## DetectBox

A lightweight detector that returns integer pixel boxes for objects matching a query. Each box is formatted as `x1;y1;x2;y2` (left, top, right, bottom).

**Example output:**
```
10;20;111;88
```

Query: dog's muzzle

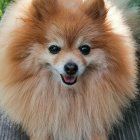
61;62;78;85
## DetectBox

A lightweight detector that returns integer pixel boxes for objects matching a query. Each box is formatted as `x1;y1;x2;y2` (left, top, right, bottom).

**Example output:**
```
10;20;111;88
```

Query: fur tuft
109;0;140;43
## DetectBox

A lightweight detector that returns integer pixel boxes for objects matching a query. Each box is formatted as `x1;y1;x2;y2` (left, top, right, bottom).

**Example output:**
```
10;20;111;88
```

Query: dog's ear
31;0;58;21
82;0;107;20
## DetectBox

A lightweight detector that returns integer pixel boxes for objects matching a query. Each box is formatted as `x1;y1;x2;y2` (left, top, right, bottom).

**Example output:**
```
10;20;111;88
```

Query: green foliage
0;0;12;19
129;0;140;7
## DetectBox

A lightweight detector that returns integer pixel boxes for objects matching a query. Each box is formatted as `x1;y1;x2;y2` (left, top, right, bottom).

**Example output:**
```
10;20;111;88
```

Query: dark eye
79;45;91;55
49;45;61;54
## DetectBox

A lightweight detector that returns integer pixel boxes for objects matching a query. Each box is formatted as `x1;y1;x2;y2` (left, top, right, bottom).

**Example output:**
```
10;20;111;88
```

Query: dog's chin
60;74;77;86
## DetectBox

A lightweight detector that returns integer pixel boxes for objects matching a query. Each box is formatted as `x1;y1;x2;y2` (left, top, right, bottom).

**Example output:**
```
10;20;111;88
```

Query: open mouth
60;74;77;85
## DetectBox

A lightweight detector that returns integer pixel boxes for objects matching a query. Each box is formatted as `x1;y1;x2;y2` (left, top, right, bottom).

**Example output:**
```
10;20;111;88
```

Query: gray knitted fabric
0;96;140;140
0;113;29;140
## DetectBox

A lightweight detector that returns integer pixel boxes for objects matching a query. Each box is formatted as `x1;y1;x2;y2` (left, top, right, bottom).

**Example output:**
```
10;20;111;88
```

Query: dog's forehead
46;25;84;47
45;16;93;47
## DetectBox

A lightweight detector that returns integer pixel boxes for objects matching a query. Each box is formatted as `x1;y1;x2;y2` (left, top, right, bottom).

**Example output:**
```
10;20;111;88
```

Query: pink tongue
64;76;76;83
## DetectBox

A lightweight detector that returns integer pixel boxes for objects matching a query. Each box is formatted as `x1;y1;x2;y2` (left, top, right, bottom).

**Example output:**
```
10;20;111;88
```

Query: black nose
64;62;78;75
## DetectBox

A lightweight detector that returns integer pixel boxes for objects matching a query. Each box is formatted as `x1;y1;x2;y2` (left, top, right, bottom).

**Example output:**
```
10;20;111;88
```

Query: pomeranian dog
0;0;139;140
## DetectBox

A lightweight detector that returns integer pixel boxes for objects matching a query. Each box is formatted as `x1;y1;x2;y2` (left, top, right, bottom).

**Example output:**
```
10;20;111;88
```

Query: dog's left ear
82;0;107;20
31;0;58;21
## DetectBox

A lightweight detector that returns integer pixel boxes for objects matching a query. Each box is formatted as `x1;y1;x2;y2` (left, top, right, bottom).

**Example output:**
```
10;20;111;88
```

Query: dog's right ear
82;0;107;21
31;0;58;21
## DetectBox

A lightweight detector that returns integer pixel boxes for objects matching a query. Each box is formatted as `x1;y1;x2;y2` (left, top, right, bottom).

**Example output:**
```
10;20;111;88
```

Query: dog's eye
79;45;91;55
49;45;61;54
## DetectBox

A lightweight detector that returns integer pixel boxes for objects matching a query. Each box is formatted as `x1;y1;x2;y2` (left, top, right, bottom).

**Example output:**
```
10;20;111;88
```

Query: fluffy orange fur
0;0;137;140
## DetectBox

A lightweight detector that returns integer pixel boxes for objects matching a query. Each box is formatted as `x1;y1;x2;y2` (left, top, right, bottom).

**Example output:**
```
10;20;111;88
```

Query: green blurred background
0;0;12;19
0;0;139;19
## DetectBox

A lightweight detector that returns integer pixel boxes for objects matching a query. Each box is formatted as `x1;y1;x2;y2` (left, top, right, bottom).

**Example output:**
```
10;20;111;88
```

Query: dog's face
40;15;103;86
42;34;90;86
33;0;108;86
